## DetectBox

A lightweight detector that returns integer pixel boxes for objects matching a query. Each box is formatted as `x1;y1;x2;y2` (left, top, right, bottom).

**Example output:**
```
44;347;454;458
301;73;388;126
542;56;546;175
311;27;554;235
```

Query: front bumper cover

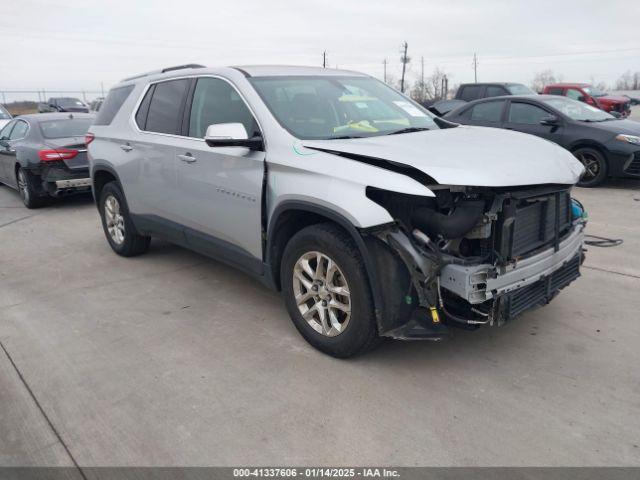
440;224;585;305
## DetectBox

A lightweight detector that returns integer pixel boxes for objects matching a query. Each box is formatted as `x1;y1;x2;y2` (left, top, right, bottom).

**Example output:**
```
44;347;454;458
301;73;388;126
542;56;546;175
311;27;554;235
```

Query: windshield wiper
386;127;430;135
329;135;365;139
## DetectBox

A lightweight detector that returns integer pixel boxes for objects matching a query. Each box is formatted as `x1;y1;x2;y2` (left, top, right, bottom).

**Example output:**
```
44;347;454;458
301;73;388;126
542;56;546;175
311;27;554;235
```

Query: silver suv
88;64;587;357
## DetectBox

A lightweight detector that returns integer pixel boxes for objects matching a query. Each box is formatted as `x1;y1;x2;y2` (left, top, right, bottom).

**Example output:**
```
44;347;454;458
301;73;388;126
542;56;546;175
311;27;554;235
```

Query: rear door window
94;85;134;126
144;79;190;135
135;85;155;130
508;102;550;124
469;100;505;122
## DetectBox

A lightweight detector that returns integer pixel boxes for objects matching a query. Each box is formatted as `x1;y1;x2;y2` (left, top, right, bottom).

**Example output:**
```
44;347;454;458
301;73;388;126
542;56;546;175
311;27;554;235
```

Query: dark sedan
444;95;640;187
0;113;94;208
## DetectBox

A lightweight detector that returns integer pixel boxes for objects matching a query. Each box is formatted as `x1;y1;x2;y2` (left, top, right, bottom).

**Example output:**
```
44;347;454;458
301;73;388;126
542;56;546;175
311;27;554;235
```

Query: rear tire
281;223;381;358
99;181;150;257
574;147;607;187
17;168;50;209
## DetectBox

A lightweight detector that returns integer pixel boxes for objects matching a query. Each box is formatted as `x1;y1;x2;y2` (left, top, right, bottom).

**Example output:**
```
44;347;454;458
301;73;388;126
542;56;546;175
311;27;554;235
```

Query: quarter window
143;79;190;135
9;120;28;140
469;101;505;122
94;85;134;126
508;103;550;124
188;78;258;138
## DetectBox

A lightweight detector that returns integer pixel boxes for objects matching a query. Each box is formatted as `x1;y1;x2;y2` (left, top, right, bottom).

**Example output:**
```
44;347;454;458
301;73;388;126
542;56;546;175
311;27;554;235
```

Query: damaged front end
365;185;587;340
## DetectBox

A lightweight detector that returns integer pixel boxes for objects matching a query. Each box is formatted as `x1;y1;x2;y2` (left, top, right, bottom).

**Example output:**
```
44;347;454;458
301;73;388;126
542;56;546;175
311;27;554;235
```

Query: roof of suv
120;64;369;84
234;65;367;77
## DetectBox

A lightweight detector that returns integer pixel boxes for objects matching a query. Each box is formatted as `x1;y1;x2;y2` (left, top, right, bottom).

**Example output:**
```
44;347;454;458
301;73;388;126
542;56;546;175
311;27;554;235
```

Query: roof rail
161;63;205;73
121;64;206;82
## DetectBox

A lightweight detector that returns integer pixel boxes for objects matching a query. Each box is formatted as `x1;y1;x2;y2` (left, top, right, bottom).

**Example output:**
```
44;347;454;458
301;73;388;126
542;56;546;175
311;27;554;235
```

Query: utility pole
322;51;327;68
400;41;410;93
383;58;387;83
420;56;425;101
472;53;479;83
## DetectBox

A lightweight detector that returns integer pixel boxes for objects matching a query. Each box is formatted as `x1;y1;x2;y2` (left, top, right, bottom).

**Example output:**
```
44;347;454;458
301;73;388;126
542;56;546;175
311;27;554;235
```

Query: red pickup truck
543;83;631;117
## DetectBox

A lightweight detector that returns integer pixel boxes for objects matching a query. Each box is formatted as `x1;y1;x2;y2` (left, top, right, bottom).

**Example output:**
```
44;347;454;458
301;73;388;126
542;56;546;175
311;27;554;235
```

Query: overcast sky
1;0;638;99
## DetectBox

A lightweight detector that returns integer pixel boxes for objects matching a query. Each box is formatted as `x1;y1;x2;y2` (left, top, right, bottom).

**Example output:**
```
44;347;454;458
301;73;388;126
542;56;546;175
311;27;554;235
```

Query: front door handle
120;144;133;152
178;153;196;163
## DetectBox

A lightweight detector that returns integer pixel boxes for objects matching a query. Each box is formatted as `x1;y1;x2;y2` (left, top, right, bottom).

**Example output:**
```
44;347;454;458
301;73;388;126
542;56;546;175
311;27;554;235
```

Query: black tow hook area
383;308;450;341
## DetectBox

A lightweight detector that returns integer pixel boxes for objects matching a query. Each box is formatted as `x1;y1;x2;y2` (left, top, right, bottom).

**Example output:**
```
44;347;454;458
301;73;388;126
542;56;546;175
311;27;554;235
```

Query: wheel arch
91;164;121;208
266;200;388;325
569;140;609;164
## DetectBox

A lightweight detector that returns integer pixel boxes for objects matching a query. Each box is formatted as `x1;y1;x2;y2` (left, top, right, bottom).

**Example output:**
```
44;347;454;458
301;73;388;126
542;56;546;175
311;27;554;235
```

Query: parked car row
0;113;94;207
427;81;639;187
444;95;640;187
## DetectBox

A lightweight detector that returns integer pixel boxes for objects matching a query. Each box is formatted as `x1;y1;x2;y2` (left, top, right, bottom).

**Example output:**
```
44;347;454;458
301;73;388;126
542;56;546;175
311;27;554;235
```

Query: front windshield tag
393;101;427;117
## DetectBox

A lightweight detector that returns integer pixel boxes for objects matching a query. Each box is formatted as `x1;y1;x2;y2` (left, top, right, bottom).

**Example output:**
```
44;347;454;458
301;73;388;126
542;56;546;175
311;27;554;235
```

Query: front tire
99;181;150;257
281;223;380;358
574;147;607;187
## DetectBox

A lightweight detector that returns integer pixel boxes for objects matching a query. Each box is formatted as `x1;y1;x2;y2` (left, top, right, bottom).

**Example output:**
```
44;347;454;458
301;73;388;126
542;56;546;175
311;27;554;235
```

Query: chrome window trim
129;74;265;148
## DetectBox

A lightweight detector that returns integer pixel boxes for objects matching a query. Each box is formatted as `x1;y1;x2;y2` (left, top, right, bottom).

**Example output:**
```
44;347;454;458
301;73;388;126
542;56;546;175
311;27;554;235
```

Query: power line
472;53;479;82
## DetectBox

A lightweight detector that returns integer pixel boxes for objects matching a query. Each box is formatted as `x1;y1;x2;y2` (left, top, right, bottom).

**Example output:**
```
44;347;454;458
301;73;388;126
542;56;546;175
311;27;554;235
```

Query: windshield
541;97;614;122
249;76;440;139
583;86;606;98
39;118;93;138
0;105;11;120
507;84;536;95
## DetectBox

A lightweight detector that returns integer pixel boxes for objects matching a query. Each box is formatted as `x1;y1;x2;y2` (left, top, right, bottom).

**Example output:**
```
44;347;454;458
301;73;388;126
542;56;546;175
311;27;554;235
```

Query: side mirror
204;123;263;150
540;115;560;126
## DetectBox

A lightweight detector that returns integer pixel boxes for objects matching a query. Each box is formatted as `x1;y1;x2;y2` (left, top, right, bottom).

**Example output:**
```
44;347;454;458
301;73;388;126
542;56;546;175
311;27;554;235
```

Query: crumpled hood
302;125;584;187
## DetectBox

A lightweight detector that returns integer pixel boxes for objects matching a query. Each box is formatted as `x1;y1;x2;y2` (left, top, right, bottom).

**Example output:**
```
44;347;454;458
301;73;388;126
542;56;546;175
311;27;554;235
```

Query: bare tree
615;71;640;90
410;67;451;104
399;41;410;93
530;69;562;93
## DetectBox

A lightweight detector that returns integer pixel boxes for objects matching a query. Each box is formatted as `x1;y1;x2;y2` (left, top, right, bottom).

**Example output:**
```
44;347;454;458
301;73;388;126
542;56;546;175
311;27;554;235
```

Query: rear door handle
178;153;196;163
120;144;133;152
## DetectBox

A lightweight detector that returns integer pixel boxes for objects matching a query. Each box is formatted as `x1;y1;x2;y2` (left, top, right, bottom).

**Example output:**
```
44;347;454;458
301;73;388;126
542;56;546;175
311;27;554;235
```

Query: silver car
88;64;587;357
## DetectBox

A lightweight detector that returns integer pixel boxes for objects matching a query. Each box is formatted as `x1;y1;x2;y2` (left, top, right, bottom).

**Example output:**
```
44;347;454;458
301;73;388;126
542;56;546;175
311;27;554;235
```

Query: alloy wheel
575;151;601;181
292;251;351;337
17;170;29;203
104;195;125;245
